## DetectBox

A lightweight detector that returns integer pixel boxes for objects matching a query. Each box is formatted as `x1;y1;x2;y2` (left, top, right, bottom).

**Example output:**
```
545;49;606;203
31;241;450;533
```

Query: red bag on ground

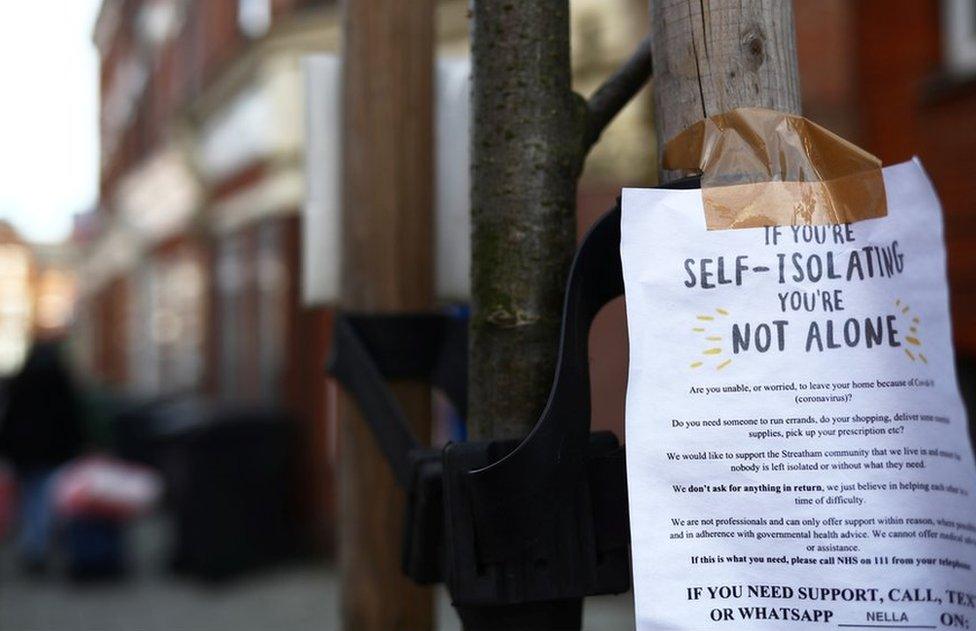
54;456;162;522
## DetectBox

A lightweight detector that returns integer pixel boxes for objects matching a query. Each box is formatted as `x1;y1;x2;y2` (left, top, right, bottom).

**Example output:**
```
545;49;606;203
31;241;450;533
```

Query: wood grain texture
339;0;434;628
650;0;802;182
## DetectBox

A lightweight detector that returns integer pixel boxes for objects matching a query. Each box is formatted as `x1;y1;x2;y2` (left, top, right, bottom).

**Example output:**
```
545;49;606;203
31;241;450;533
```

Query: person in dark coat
0;339;85;571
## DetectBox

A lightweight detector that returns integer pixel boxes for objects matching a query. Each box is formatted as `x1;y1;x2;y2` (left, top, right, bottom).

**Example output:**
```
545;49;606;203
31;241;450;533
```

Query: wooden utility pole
339;1;434;630
650;0;801;182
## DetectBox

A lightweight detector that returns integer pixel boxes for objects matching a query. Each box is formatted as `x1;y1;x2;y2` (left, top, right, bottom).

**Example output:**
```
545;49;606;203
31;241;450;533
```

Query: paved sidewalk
0;518;634;630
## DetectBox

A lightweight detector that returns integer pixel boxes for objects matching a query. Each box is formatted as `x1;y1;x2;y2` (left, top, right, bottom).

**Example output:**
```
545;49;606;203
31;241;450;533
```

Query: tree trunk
469;1;582;440
465;4;653;629
339;0;434;629
650;0;801;182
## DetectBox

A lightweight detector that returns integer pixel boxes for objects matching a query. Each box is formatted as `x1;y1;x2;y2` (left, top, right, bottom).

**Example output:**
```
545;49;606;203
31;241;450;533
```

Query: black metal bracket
443;199;631;609
328;312;463;583
327;180;699;627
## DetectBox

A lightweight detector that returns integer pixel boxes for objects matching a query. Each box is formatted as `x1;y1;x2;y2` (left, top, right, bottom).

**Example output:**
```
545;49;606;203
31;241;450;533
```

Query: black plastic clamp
328;182;699;627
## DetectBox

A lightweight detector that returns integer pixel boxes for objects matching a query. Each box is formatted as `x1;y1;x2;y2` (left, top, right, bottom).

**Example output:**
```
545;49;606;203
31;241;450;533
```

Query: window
154;256;205;394
943;0;976;75
238;0;272;39
256;221;287;404
217;234;247;399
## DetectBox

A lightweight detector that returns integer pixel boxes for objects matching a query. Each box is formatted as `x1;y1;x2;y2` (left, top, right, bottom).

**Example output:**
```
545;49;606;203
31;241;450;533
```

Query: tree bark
469;1;582;440
650;0;801;182
339;0;434;629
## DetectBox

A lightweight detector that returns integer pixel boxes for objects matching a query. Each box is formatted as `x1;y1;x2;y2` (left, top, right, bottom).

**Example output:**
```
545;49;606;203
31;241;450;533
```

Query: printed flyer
622;159;976;630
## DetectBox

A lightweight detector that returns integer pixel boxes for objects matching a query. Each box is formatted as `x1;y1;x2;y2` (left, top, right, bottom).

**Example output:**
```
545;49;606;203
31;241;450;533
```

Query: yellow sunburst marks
690;308;733;370
896;299;927;364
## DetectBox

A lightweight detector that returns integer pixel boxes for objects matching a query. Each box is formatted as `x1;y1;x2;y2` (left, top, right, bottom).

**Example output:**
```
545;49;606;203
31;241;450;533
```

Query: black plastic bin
154;403;301;581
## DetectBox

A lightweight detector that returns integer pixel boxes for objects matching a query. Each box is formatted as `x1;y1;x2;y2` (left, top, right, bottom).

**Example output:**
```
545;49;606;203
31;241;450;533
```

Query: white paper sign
622;159;976;631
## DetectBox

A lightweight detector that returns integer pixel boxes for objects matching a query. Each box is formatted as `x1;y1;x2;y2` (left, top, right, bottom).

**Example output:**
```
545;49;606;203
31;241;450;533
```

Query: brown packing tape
662;107;888;230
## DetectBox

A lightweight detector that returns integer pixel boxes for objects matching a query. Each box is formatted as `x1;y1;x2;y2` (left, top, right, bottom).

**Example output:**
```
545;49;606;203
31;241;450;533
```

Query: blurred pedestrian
0;339;84;573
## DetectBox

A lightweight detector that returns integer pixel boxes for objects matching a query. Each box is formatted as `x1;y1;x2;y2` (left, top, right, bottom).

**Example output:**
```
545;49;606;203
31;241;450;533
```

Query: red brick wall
794;0;860;141
919;86;976;355
853;0;942;164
